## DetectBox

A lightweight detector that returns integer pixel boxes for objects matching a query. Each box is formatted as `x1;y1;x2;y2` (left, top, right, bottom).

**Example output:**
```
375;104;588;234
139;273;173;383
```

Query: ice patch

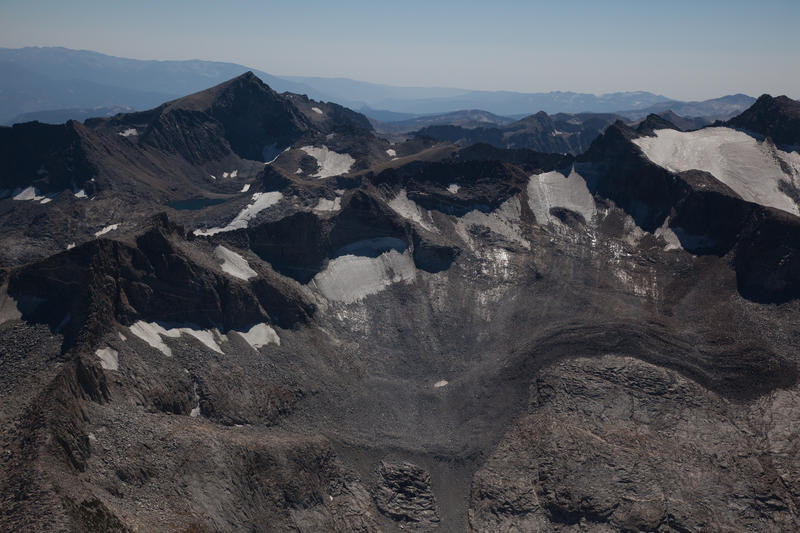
434;380;448;388
94;224;119;237
633;127;800;215
237;323;280;348
215;245;257;280
311;106;323;115
313;196;342;213
240;183;250;193
447;184;460;194
95;347;119;371
527;167;597;226
194;192;283;236
386;149;397;157
300;146;355;179
118;128;138;137
389;189;438;233
312;249;416;303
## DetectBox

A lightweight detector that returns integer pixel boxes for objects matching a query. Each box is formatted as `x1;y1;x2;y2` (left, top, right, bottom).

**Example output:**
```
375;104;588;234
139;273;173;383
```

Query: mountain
0;47;329;124
0;72;377;265
0;60;176;125
727;94;800;146
617;93;756;121
412;111;623;154
9;106;135;125
356;89;673;116
2;76;800;531
654;109;710;131
1;47;749;127
372;109;515;135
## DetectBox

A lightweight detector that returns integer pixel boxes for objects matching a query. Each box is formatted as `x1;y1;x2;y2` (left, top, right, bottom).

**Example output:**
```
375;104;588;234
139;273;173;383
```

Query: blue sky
0;0;798;100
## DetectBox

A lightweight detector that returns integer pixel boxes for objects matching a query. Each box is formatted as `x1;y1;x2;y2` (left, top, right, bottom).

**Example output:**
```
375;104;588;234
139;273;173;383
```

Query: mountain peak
163;70;276;113
727;94;800;146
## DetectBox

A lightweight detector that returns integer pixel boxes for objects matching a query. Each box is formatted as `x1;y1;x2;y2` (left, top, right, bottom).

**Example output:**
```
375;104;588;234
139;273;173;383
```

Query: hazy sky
1;0;798;100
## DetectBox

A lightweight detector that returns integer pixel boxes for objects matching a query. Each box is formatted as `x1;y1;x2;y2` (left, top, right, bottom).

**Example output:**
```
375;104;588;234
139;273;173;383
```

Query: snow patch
458;197;529;249
388;189;438;233
94;224;119;237
118;332;127;341
0;284;22;325
311;107;323;115
300;146;355;179
194;192;282;236
66;242;76;250
240;183;250;193
237;323;280;348
95;347;119;371
447;184;460;194
434;380;448;388
386;149;397;157
13;186;44;201
129;321;225;356
215;245;257;280
118;128;138;137
527;167;597;226
633;127;800;215
312;249;416;303
73;189;87;198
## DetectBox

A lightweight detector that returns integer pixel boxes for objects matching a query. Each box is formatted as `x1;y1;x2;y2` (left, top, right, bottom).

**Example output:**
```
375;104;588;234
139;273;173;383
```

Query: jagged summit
636;112;680;135
727;93;800;146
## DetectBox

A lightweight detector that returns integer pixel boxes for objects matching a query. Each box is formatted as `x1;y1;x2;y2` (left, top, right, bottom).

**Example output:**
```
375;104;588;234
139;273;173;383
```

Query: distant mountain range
0;47;756;125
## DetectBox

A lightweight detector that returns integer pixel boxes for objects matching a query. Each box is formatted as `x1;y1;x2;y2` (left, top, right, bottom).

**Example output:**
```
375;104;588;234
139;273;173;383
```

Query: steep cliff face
2;81;800;532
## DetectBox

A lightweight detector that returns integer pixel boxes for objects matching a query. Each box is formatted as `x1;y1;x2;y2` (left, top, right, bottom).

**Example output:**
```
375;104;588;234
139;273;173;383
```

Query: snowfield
633;127;800;215
312;248;416;303
300;146;355;179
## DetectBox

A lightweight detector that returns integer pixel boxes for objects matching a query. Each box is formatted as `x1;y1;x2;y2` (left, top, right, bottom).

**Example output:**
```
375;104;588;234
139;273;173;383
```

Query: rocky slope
1;76;800;532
